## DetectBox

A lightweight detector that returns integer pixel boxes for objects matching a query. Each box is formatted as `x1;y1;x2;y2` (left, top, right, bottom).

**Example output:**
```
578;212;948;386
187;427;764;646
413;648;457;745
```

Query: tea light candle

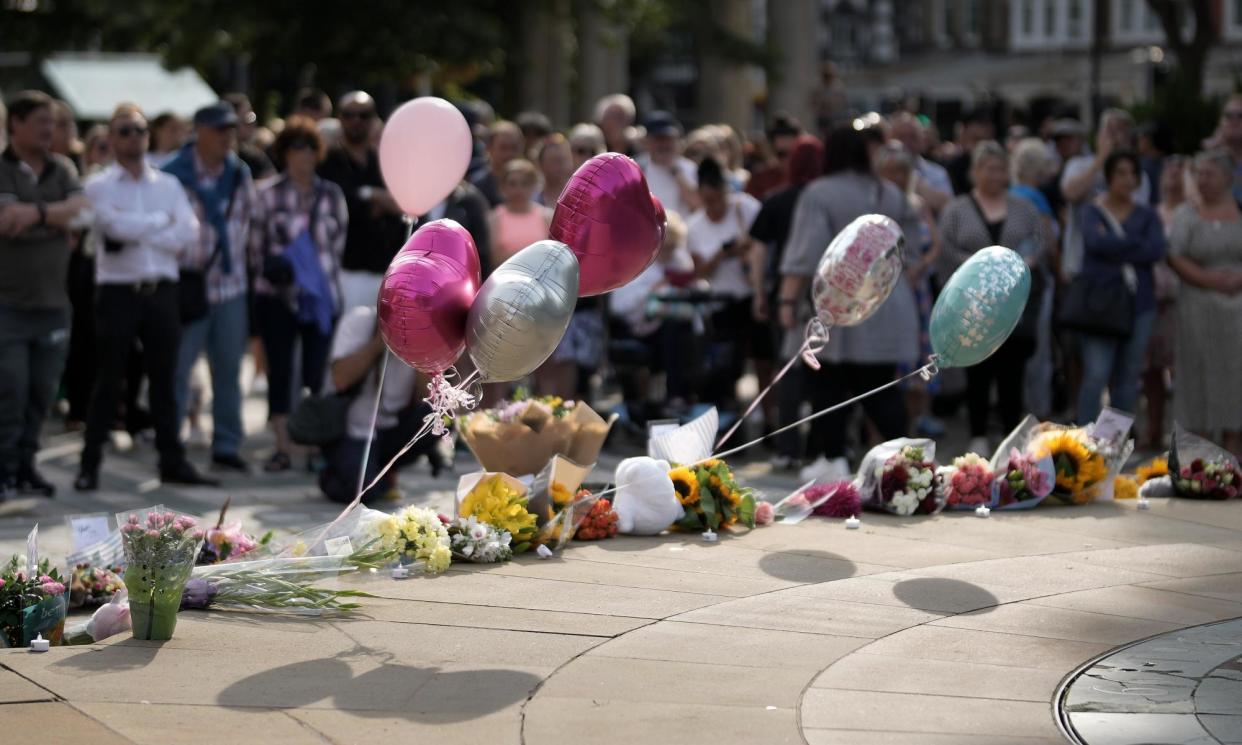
1137;498;1151;510
845;516;861;530
29;634;49;652
975;505;991;518
390;565;409;580
701;529;718;542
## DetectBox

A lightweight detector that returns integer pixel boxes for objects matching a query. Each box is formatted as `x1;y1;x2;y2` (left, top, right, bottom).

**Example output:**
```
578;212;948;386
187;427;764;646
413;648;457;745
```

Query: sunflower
1136;457;1169;485
1032;430;1108;503
669;467;700;506
1114;475;1138;500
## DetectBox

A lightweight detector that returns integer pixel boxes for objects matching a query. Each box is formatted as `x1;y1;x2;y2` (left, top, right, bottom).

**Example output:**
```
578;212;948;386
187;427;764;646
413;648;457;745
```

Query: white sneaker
968;437;991;457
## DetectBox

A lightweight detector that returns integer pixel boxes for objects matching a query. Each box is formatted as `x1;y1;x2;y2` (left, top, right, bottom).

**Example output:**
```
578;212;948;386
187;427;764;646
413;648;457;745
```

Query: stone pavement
3;403;1242;743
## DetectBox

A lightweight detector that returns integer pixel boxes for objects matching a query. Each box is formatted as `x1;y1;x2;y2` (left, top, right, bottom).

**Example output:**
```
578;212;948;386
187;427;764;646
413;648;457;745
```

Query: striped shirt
251;175;349;314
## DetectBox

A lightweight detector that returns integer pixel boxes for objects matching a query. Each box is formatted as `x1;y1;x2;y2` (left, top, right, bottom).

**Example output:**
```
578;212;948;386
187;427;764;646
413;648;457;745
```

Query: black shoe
74;470;99;492
17;464;56;497
211;453;250;474
161;461;221;487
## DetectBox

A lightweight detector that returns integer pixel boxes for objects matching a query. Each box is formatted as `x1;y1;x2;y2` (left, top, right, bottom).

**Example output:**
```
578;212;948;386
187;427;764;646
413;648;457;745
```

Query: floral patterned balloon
929;246;1031;368
811;214;905;328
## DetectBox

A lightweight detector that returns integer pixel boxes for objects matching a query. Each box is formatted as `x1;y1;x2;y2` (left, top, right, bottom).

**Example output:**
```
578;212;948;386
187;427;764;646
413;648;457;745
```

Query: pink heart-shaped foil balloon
549;153;662;297
377;219;481;374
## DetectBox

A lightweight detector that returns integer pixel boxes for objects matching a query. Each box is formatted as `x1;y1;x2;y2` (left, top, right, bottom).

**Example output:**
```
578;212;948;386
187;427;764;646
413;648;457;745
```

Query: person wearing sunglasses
74;103;216;491
318;91;406;312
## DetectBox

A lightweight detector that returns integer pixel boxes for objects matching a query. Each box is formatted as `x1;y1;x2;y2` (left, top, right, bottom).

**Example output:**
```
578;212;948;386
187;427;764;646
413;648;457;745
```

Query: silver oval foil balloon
467;240;580;382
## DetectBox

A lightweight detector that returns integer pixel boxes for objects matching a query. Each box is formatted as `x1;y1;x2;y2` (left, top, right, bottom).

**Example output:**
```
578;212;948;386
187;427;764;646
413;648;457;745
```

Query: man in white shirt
75;104;217;491
636;111;700;218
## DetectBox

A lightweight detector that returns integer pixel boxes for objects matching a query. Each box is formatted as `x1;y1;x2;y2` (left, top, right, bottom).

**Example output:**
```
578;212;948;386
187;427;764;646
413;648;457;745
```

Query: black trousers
254;294;332;418
319;402;435;504
965;335;1035;438
63;250;95;422
81;282;185;473
807;362;908;461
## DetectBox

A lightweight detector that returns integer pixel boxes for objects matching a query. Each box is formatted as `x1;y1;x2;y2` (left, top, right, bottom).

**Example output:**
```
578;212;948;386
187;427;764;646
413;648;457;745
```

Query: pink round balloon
378;97;472;216
549;153;662;297
377;220;482;374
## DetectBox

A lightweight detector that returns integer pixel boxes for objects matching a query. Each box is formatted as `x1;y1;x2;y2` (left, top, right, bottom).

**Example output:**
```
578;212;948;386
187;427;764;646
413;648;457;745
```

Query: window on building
1119;0;1135;32
1021;0;1035;36
1067;0;1083;38
1044;0;1058;38
967;0;982;38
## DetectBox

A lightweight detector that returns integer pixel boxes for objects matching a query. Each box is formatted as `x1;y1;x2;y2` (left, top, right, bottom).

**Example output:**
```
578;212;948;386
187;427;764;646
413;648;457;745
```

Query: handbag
1056;204;1136;338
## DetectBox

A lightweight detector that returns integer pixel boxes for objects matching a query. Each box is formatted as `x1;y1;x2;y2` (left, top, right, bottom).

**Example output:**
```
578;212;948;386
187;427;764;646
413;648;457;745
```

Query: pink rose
755;501;775;525
145;529;160;539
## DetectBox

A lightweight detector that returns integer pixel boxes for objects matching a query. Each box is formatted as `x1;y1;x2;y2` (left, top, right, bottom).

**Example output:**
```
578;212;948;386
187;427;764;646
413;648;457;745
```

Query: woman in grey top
1167;150;1242;460
778;125;920;476
938;141;1046;454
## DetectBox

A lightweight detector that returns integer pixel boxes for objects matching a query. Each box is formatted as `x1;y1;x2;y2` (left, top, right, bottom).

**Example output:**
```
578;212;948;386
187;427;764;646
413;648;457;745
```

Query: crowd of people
1;83;1240;504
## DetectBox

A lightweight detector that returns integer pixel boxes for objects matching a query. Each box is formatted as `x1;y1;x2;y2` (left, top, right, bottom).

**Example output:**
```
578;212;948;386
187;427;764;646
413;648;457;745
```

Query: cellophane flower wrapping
1169;423;1241;500
772;481;859;523
671;459;757;532
0;556;68;648
458;392;615;477
857;439;944;516
117;506;204;641
68;562;124;609
1021;423;1110;506
456;472;539;553
272;507;397;573
991;448;1055;510
64;589;131;645
941;453;996;510
531;455;600;551
197;521;272;565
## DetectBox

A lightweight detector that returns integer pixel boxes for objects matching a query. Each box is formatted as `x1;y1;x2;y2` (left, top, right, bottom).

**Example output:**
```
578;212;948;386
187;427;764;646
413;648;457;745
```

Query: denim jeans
175;294;248;457
1077;310;1156;424
0;304;70;477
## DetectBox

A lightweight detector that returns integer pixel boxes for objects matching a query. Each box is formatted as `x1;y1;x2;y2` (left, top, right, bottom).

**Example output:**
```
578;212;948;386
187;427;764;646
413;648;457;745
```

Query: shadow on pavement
892;577;999;614
51;642;163;673
217;656;540;722
757;549;858;583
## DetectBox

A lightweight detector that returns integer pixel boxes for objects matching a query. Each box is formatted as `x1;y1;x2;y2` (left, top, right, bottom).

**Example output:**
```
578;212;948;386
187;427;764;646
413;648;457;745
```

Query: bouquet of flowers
457;473;538;553
184;556;371;614
771;481;859;523
669;459;757;531
573;498;619;540
857;439;943;516
377;506;453;574
446;516;515;562
197;499;273;565
941;453;995;510
68;562;124;609
118;507;204;641
1135;456;1175;498
1028;428;1109;505
530;456;603;550
458;389;614;476
64;590;131;645
1114;475;1139;500
0;556;68;648
992;449;1055;510
1169;424;1241;500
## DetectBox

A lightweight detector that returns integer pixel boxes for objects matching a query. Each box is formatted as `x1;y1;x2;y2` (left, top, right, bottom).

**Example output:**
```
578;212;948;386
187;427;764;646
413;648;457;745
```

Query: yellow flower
1114;475;1138;500
427;544;452;573
550;481;572;507
669;467;700;506
461;475;537;539
1136;458;1169;485
700;459;723;469
1033;431;1107;502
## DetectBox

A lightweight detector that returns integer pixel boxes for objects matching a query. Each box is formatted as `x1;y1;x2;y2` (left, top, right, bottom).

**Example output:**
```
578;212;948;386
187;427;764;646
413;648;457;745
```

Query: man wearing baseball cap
636;110;699;218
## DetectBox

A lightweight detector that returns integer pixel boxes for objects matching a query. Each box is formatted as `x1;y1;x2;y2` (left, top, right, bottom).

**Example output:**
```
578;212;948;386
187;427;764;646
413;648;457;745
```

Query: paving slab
801;689;1058;738
808;652;1065;702
929;603;1184;645
72;702;319;745
1;702;133;744
0;666;56;703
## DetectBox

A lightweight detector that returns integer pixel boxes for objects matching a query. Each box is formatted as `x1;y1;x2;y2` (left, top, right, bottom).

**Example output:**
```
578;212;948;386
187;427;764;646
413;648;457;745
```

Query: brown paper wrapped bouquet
459;391;615;477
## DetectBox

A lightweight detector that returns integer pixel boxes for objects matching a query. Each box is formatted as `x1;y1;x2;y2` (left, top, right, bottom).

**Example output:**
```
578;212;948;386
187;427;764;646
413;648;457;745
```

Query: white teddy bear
612;456;684;535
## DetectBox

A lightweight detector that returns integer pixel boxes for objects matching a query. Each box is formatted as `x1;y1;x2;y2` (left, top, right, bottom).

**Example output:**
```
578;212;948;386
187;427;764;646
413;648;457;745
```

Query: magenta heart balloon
377;219;481;374
549;153;662;297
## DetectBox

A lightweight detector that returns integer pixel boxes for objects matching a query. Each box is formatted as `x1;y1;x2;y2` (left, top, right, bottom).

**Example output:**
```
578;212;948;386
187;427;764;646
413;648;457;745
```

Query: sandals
264;451;292;473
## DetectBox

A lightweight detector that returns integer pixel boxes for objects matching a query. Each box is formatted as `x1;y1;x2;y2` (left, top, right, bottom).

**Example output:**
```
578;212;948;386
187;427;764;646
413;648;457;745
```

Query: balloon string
591;356;940;504
715;318;829;451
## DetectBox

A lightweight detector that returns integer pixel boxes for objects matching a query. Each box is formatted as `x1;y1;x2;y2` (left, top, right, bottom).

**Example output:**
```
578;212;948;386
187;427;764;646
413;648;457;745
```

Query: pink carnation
0;578;6;589
755;501;775;525
145;529;160;539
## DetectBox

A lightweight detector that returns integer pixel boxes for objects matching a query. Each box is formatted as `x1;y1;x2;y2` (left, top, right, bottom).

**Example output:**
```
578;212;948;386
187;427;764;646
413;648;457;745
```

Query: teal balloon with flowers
929;246;1031;368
